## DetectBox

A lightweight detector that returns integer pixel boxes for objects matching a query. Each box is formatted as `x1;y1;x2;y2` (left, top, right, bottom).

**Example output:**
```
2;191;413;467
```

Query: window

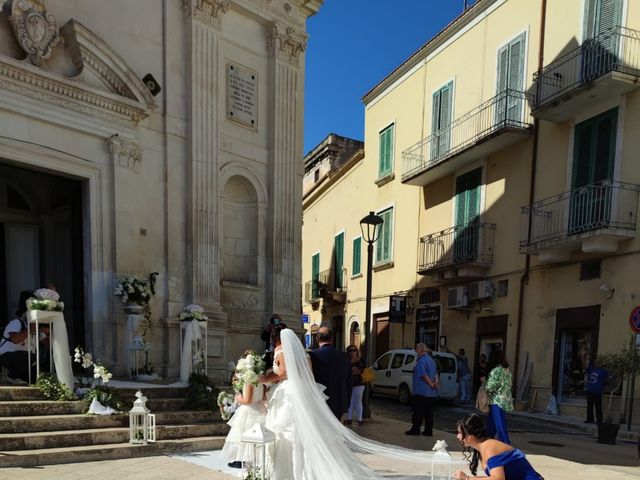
378;124;394;178
405;354;415;366
497;279;509;297
311;252;320;298
374;353;391;370
375;207;393;265
496;33;525;123
580;260;601;280
391;354;405;369
419;288;440;305
352;237;361;276
431;81;453;158
583;0;622;41
334;232;344;289
314;169;319;182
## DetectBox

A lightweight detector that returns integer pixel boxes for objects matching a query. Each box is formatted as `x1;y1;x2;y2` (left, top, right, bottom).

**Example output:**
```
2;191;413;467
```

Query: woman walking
485;349;513;444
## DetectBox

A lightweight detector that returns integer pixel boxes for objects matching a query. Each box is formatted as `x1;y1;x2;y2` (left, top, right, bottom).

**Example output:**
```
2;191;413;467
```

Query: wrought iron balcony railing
402;89;532;182
304;267;347;303
418;222;496;274
520;180;640;253
533;26;640;110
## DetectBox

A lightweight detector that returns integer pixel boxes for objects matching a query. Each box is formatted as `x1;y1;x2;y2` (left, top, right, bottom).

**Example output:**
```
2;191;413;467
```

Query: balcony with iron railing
520;180;640;261
304;267;347;304
533;26;640;122
417;222;496;280
401;89;533;186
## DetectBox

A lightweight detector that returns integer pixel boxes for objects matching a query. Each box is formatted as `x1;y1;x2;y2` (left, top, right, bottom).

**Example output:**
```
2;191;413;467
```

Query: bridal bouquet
27;288;64;312
179;304;208;322
217;391;237;420
232;350;266;392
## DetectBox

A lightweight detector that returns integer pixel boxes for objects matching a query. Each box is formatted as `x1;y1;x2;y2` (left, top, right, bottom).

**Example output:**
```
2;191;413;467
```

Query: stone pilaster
266;22;306;318
185;1;227;317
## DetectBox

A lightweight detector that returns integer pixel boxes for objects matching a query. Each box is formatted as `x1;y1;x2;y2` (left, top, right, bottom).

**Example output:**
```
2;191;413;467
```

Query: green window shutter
375;208;393;264
439;82;452;154
507;33;525;121
572;108;617;188
497;44;509;92
311;252;320;298
334;232;344;288
352;237;361;276
379;125;393;177
597;0;622;35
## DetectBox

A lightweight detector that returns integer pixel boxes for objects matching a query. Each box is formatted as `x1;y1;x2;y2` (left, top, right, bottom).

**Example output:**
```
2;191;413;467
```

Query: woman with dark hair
0;290;34;383
486;349;513;444
453;413;543;480
344;344;365;426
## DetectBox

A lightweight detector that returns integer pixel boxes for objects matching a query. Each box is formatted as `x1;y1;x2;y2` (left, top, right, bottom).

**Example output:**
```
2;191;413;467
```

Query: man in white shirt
0;290;33;384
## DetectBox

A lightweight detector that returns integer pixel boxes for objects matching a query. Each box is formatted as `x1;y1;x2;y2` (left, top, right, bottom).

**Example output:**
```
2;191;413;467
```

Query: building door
415;305;441;350
334;232;344;290
454;168;482;263
3;223;40;320
569;108;617;234
553;305;601;401
474;315;508;392
375;315;390;359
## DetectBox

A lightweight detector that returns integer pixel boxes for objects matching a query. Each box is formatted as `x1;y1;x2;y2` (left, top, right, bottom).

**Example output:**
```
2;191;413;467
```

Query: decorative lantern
240;422;275;480
129;391;156;444
129;336;145;379
430;440;466;480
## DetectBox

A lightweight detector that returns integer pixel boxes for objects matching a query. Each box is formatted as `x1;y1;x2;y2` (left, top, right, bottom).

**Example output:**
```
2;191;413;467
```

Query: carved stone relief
182;0;230;27
3;0;60;66
108;135;142;171
266;23;306;66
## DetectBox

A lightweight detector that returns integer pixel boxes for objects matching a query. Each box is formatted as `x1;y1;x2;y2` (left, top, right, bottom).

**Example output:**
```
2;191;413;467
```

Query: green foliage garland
184;372;218;411
35;373;75;401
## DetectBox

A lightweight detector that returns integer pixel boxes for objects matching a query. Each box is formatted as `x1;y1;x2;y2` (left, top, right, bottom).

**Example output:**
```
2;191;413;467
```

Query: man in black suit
309;326;352;419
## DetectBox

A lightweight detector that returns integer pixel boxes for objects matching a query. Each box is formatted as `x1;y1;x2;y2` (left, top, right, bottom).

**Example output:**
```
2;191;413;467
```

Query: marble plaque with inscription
226;63;257;129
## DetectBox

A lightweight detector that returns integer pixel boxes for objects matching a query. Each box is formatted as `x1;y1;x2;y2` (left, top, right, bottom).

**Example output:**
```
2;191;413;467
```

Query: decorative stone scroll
182;0;230;27
267;23;307;66
226;63;257;129
3;0;61;66
108;135;142;171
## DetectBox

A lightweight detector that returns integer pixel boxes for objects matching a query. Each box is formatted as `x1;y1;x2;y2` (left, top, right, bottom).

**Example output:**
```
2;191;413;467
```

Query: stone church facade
0;0;321;381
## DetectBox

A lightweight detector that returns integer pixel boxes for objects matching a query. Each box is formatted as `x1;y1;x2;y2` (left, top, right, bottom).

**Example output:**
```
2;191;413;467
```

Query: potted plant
596;335;640;445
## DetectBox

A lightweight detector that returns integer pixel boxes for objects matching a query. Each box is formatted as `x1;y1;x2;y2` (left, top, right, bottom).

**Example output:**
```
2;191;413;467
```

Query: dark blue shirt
586;366;608;393
413;353;438;398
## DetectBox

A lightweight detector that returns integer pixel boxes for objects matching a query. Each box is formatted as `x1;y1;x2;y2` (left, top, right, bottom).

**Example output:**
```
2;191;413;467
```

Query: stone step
0;400;86;416
0;410;219;433
0;386;46;401
0;423;229;451
0;436;226;468
109;386;188;400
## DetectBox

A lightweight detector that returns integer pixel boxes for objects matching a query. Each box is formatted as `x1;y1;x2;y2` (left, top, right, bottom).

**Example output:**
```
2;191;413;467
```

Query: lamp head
360;211;384;243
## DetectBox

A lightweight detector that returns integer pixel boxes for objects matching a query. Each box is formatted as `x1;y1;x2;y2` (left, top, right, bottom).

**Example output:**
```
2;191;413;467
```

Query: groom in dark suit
310;326;352;419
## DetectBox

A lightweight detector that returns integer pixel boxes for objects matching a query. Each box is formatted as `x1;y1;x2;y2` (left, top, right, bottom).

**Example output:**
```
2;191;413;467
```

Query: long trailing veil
279;329;462;480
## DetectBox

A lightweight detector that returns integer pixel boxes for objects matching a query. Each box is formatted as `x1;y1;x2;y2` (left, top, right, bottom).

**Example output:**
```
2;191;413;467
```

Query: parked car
370;349;458;405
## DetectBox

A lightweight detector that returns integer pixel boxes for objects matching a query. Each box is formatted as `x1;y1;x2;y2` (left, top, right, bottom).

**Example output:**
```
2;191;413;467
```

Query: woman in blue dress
453;413;543;480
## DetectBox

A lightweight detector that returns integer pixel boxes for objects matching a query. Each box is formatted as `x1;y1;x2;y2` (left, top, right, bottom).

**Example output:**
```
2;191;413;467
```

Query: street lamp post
360;211;383;418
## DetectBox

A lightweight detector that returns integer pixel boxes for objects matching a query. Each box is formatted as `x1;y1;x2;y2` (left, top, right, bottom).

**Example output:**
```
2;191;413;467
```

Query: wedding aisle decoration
179;304;208;383
73;346;123;414
26;288;64;311
217;391;237;420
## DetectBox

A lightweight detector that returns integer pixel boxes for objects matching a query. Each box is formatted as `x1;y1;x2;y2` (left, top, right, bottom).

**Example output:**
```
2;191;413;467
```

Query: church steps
0;397;186;416
0;410;217;433
0;423;228;450
0;436;226;468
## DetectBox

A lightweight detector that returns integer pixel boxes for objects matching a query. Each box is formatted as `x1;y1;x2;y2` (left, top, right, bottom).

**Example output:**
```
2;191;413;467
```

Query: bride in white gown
265;328;456;480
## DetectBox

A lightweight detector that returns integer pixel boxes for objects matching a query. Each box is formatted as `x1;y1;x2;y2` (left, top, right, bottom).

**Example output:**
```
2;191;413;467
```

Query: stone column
183;0;229;319
266;23;306;321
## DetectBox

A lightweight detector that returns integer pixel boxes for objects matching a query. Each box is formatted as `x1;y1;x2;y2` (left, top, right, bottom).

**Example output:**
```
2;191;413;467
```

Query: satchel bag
361;367;376;384
475;383;490;414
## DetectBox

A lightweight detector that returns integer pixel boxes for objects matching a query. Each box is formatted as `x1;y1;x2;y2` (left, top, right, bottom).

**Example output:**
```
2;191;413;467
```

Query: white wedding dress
266;329;460;480
222;383;266;463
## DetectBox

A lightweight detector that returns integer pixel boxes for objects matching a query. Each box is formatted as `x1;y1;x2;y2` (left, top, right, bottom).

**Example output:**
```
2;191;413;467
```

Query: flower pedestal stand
179;320;208;383
26;310;74;390
126;307;144;379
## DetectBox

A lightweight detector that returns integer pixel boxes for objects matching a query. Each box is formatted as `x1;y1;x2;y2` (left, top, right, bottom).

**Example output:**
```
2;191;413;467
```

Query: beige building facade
0;0;321;382
302;0;639;419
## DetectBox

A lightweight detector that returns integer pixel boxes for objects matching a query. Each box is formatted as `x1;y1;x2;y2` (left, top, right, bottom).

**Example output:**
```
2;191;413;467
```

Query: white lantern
129;391;156;444
430;440;467;480
240;422;275;480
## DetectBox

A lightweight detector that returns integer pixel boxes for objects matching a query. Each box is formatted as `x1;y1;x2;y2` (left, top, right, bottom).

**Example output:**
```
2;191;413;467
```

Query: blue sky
304;1;476;154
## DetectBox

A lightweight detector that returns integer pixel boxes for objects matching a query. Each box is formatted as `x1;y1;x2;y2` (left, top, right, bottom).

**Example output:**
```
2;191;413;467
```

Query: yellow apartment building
302;0;640;419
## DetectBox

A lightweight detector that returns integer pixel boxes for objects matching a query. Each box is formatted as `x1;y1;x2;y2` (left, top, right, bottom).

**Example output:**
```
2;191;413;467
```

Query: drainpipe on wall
513;0;546;399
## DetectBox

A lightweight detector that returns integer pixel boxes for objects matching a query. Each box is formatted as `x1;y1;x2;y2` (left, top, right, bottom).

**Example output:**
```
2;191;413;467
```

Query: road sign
301;314;309;324
629;306;640;333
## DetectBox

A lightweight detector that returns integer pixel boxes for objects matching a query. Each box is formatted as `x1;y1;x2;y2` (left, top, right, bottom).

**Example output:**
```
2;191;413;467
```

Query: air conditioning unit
447;286;469;308
469;280;493;301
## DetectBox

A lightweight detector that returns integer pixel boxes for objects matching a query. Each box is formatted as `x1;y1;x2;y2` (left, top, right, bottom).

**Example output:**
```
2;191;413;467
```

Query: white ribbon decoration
179;320;205;383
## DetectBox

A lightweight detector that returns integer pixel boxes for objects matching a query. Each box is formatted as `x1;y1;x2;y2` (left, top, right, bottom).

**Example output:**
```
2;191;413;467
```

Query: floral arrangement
113;275;155;305
184;372;218;411
217;391;237;421
232;350;265;392
27;288;64;312
74;346;113;384
179;304;208;322
35;373;75;401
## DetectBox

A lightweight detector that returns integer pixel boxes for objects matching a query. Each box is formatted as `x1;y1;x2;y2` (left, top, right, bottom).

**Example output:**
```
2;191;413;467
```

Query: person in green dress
485;349;513;444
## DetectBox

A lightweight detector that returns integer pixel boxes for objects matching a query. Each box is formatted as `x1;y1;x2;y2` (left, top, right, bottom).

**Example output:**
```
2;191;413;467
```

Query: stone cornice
0;55;150;123
107;135;142;171
266;22;306;66
182;0;230;27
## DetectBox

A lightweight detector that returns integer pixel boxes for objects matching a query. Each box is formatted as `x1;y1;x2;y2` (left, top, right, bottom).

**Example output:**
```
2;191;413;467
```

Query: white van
371;349;458;404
